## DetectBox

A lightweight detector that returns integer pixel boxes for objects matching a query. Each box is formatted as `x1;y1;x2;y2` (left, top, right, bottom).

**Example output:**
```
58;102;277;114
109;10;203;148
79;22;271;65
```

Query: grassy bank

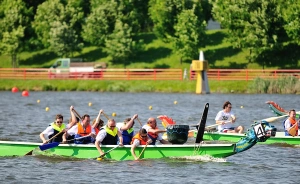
0;79;251;93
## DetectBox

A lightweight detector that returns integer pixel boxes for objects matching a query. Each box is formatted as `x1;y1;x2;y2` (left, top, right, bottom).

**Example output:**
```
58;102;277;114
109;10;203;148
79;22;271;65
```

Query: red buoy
22;90;29;97
12;87;18;93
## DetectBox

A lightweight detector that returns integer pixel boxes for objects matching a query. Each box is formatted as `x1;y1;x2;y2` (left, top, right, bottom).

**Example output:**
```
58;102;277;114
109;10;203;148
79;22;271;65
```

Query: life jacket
283;117;298;136
101;126;118;145
144;124;158;145
122;127;134;145
48;122;66;143
77;122;92;136
94;127;100;135
131;133;148;145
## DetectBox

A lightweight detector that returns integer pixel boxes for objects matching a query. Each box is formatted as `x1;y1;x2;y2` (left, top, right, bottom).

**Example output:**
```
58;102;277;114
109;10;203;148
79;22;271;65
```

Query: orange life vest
289;117;298;130
77;122;92;136
144;124;158;138
131;133;148;145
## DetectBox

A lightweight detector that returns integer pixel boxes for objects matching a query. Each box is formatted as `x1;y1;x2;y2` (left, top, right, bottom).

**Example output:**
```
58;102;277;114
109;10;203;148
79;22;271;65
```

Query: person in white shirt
215;101;244;134
142;117;169;145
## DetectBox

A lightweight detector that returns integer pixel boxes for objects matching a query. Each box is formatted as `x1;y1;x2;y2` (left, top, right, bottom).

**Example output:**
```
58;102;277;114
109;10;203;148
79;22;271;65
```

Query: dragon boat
194;131;300;145
266;101;300;118
0;103;276;161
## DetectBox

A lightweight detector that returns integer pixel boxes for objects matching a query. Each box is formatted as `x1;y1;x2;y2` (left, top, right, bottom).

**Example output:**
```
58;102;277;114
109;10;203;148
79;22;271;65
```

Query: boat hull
198;131;300;145
0;141;237;160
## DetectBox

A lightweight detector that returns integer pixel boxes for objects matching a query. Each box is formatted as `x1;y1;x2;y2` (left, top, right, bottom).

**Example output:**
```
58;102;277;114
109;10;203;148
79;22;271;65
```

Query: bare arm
39;133;47;144
95;140;104;156
69;106;77;127
131;144;138;160
147;128;166;134
93;109;103;129
118;131;123;145
121;114;138;130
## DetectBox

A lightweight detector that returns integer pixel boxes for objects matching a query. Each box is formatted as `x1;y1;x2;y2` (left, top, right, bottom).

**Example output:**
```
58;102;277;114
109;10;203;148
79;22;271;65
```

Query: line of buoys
22;90;29;97
12;87;18;93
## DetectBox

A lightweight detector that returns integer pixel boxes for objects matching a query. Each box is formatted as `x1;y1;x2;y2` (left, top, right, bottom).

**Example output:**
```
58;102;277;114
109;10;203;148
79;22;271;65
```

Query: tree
210;0;286;67
0;0;31;68
282;0;300;45
105;19;143;67
33;0;84;57
172;8;206;62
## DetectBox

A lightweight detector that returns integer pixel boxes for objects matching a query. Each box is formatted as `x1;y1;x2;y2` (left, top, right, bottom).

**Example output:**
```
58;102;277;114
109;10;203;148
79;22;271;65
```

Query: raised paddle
137;117;143;126
137;142;148;160
262;111;300;123
96;145;120;161
101;112;111;120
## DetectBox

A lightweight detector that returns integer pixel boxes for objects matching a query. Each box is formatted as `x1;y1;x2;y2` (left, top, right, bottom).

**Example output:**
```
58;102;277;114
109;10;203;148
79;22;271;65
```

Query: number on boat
253;124;266;138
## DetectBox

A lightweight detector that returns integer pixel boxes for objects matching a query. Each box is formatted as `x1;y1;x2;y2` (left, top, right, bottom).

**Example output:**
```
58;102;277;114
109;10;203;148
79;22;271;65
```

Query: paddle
39;135;91;151
96;145;120;161
205;120;232;129
262;111;300;123
25;130;64;155
137;117;143;126
101;112;111;120
137;142;148;160
72;109;83;121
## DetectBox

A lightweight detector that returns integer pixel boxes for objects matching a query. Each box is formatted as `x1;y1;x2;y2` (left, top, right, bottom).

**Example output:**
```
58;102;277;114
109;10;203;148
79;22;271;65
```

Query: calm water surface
0;92;299;184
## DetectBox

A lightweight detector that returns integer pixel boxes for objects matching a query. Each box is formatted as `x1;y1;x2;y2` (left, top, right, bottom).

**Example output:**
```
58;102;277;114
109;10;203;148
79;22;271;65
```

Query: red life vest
77;122;92;136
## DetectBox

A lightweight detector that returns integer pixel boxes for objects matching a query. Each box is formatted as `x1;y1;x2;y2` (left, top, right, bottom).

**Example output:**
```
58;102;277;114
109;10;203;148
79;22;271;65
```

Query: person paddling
283;109;300;136
131;128;152;160
92;109;105;136
40;114;67;143
142;117;169;145
215;101;244;134
95;118;123;157
117;114;138;145
64;109;96;144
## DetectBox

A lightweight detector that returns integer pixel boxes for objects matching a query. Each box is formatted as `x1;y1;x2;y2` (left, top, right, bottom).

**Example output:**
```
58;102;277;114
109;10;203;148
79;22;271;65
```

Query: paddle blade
39;142;60;151
195;103;209;143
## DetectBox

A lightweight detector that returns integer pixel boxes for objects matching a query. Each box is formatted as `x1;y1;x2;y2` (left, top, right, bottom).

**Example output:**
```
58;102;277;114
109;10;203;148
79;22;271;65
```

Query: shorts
220;127;235;133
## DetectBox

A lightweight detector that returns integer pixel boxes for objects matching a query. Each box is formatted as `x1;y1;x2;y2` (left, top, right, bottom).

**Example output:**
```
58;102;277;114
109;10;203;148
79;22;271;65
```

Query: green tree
149;0;206;41
172;8;206;62
0;0;31;68
282;0;300;45
33;0;84;56
210;0;285;67
105;19;143;67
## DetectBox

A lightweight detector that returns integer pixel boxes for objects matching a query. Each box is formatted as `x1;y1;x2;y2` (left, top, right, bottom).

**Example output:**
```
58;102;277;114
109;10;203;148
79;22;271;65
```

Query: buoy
149;106;152;110
96;157;103;161
22;90;29;97
37;100;40;103
11;87;18;93
240;106;244;108
45;107;49;111
174;101;177;105
112;112;116;117
88;102;92;106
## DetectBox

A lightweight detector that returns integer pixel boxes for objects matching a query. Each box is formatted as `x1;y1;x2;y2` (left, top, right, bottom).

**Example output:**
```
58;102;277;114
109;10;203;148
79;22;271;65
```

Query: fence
0;68;299;81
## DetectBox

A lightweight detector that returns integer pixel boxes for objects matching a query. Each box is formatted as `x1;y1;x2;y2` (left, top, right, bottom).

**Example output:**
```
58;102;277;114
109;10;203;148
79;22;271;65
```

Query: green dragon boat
266;101;300;118
0;103;277;160
194;131;300;145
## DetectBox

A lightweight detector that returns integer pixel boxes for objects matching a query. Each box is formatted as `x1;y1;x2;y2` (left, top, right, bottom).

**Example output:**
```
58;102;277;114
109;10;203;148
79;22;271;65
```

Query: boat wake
170;155;227;163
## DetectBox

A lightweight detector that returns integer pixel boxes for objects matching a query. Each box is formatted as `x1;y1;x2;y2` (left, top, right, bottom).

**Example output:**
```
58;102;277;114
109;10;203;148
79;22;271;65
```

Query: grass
2;29;299;70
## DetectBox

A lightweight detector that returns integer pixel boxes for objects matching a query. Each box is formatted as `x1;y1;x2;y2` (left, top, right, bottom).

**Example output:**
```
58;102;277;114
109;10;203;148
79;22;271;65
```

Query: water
0;91;299;183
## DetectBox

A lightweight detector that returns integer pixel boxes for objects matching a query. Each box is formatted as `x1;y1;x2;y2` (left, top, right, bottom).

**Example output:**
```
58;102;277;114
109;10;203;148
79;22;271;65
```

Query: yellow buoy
112;112;116;117
174;101;177;105
88;102;92;106
149;106;152;110
240;106;244;108
45;107;49;111
96;157;103;161
37;100;40;103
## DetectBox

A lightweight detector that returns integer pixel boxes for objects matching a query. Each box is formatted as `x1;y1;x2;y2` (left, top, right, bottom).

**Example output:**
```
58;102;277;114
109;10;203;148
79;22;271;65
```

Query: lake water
0;91;299;183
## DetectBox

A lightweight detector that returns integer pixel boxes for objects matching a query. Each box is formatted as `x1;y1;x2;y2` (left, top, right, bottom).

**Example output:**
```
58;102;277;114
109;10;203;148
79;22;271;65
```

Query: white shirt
67;123;95;136
215;110;235;131
95;126;122;143
284;118;293;130
42;126;55;137
142;124;163;141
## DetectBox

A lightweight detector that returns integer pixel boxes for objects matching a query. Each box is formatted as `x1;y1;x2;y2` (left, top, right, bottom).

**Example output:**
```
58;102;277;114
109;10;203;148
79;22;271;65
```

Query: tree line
0;0;299;68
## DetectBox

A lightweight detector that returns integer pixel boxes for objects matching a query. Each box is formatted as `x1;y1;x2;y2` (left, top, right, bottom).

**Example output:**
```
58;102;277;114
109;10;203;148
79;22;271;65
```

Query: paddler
283;109;300;136
40;114;67;143
131;128;152;160
116;114;138;145
142;117;169;145
95;118;123;157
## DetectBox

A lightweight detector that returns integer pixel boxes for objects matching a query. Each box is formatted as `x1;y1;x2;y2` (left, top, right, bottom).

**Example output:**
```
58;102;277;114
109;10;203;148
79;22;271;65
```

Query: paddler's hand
118;143;124;147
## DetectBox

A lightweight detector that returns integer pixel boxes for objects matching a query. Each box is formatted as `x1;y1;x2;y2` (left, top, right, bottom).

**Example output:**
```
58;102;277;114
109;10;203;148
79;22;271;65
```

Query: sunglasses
141;135;147;138
56;121;63;124
109;125;116;128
